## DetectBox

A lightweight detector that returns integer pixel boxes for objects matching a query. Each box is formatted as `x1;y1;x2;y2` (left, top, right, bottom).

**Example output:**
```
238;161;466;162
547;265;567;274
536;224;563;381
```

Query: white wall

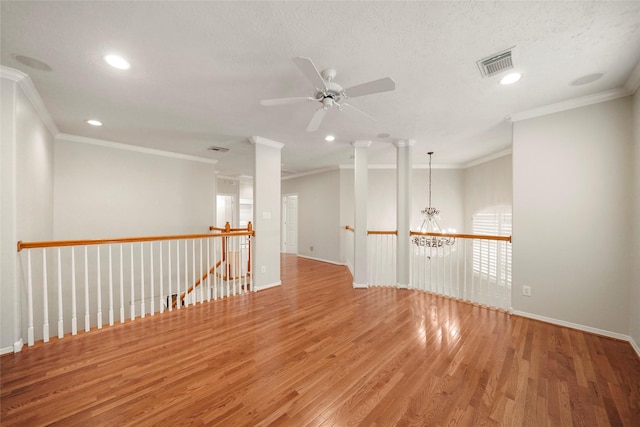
513;97;633;336
412;168;464;233
463;155;512;231
54;138;216;239
1;76;55;352
631;91;640;350
282;169;341;263
285;166;464;267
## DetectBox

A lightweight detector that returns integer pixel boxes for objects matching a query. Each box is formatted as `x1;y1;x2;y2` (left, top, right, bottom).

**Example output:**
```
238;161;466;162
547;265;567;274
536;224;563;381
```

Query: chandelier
412;152;456;251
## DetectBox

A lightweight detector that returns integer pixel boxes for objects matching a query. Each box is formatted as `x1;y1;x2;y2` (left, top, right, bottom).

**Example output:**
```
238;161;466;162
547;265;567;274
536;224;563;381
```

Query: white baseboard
1;338;24;355
630;336;640;358
254;281;282;291
297;254;345;266
512;309;639;357
353;282;368;289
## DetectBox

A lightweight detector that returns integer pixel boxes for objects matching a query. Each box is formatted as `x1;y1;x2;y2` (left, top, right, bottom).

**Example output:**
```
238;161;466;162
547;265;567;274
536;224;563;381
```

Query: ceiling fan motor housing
316;80;343;104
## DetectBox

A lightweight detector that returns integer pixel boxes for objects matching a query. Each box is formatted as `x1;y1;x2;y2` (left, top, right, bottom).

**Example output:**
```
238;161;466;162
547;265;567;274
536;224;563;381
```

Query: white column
395;139;414;288
250;136;284;291
0;78;23;352
352;140;371;288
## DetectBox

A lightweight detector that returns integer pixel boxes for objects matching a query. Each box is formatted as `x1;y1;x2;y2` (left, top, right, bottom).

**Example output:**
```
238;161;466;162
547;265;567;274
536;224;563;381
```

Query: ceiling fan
261;57;396;132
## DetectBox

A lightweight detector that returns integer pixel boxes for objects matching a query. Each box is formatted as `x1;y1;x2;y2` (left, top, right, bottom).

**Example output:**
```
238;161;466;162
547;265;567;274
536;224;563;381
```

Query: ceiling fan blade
306;107;327;132
341;103;376;122
261;97;316;106
293;57;328;92
342;77;396;98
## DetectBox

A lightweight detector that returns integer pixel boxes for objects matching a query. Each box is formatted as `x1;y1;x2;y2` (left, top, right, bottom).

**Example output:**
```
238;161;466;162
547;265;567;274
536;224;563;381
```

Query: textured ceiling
2;1;639;177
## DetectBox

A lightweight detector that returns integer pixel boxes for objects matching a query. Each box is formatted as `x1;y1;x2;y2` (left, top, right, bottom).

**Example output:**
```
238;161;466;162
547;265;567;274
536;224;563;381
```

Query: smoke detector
477;47;517;78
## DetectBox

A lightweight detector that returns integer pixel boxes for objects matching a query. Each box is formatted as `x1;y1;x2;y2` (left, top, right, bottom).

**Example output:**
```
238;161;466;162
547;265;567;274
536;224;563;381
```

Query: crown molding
461;148;512;169
624;59;640;94
1;65;59;137
250;136;284;149
393;139;416;148
352;140;372;148
508;87;631;122
57;133;218;165
281;166;338;181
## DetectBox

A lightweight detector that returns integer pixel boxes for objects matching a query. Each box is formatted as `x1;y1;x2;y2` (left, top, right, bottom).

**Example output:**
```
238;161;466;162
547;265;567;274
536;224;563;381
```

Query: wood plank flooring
1;254;639;426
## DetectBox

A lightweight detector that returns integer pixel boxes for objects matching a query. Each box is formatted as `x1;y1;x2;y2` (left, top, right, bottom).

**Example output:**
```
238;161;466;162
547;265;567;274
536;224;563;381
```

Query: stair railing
16;224;254;347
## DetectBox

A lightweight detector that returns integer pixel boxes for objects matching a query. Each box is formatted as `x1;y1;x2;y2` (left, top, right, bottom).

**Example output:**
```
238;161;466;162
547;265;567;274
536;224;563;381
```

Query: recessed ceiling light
86;119;103;126
103;54;130;70
325;135;335;142
499;72;522;85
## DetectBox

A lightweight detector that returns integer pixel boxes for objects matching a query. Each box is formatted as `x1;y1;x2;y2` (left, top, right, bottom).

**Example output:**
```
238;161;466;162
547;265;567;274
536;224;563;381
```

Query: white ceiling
2;1;639;177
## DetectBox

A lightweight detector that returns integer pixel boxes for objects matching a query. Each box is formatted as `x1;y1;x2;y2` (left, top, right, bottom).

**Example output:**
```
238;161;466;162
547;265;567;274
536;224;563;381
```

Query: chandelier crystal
412;152;456;251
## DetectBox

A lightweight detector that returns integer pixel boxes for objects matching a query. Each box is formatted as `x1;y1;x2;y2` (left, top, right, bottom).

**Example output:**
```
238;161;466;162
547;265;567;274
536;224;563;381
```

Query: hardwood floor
1;254;639;426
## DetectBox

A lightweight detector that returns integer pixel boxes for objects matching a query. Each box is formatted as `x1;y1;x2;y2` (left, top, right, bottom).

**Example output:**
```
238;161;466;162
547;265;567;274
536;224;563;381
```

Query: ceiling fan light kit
261;57;396;132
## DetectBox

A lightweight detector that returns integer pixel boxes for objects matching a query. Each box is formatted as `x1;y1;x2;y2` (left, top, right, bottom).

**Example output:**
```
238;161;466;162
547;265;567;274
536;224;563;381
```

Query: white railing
367;230;397;286
411;232;511;311
348;227;512;311
17;226;254;347
344;226;355;276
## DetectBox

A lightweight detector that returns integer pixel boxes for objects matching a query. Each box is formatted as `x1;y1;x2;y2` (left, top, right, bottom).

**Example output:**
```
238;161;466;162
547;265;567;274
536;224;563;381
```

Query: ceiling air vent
208;145;229;153
477;47;516;78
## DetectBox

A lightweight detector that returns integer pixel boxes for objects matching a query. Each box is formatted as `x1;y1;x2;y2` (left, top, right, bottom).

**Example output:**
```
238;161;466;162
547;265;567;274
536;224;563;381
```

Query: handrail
344;226;510;242
210;222;253;233
410;231;511;242
17;229;255;252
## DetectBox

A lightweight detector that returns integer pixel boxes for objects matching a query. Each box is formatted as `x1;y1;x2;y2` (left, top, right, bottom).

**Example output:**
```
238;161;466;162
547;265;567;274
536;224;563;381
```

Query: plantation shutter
473;207;512;285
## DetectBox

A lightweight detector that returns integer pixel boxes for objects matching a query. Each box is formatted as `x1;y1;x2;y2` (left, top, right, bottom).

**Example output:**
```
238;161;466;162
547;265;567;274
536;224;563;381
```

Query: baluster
71;247;77;335
232;236;237;295
84;247;90;332
190;239;198;305
130;243;135;320
199;239;203;304
26;250;34;346
119;245;125;323
140;243;145;318
159;241;164;314
184;240;189;306
463;239;468;301
213;237;218;300
455;240;460;299
96;246;102;329
150;242;155;315
168;241;172;312
42;249;49;343
176;240;180;310
206;238;211;301
108;245;114;326
57;248;64;339
239;236;244;294
248;235;253;292
224;236;231;297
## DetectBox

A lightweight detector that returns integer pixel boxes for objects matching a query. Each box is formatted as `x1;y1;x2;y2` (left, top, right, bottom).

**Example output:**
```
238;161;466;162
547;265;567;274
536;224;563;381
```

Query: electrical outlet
261;266;266;273
522;286;532;297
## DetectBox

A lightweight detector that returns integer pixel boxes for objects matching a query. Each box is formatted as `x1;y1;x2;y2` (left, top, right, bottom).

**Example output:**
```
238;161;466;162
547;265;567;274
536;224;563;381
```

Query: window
473;206;512;285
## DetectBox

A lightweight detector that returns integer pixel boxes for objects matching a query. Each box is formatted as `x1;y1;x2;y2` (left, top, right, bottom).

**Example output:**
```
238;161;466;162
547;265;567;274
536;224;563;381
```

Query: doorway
216;194;236;228
282;194;298;254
